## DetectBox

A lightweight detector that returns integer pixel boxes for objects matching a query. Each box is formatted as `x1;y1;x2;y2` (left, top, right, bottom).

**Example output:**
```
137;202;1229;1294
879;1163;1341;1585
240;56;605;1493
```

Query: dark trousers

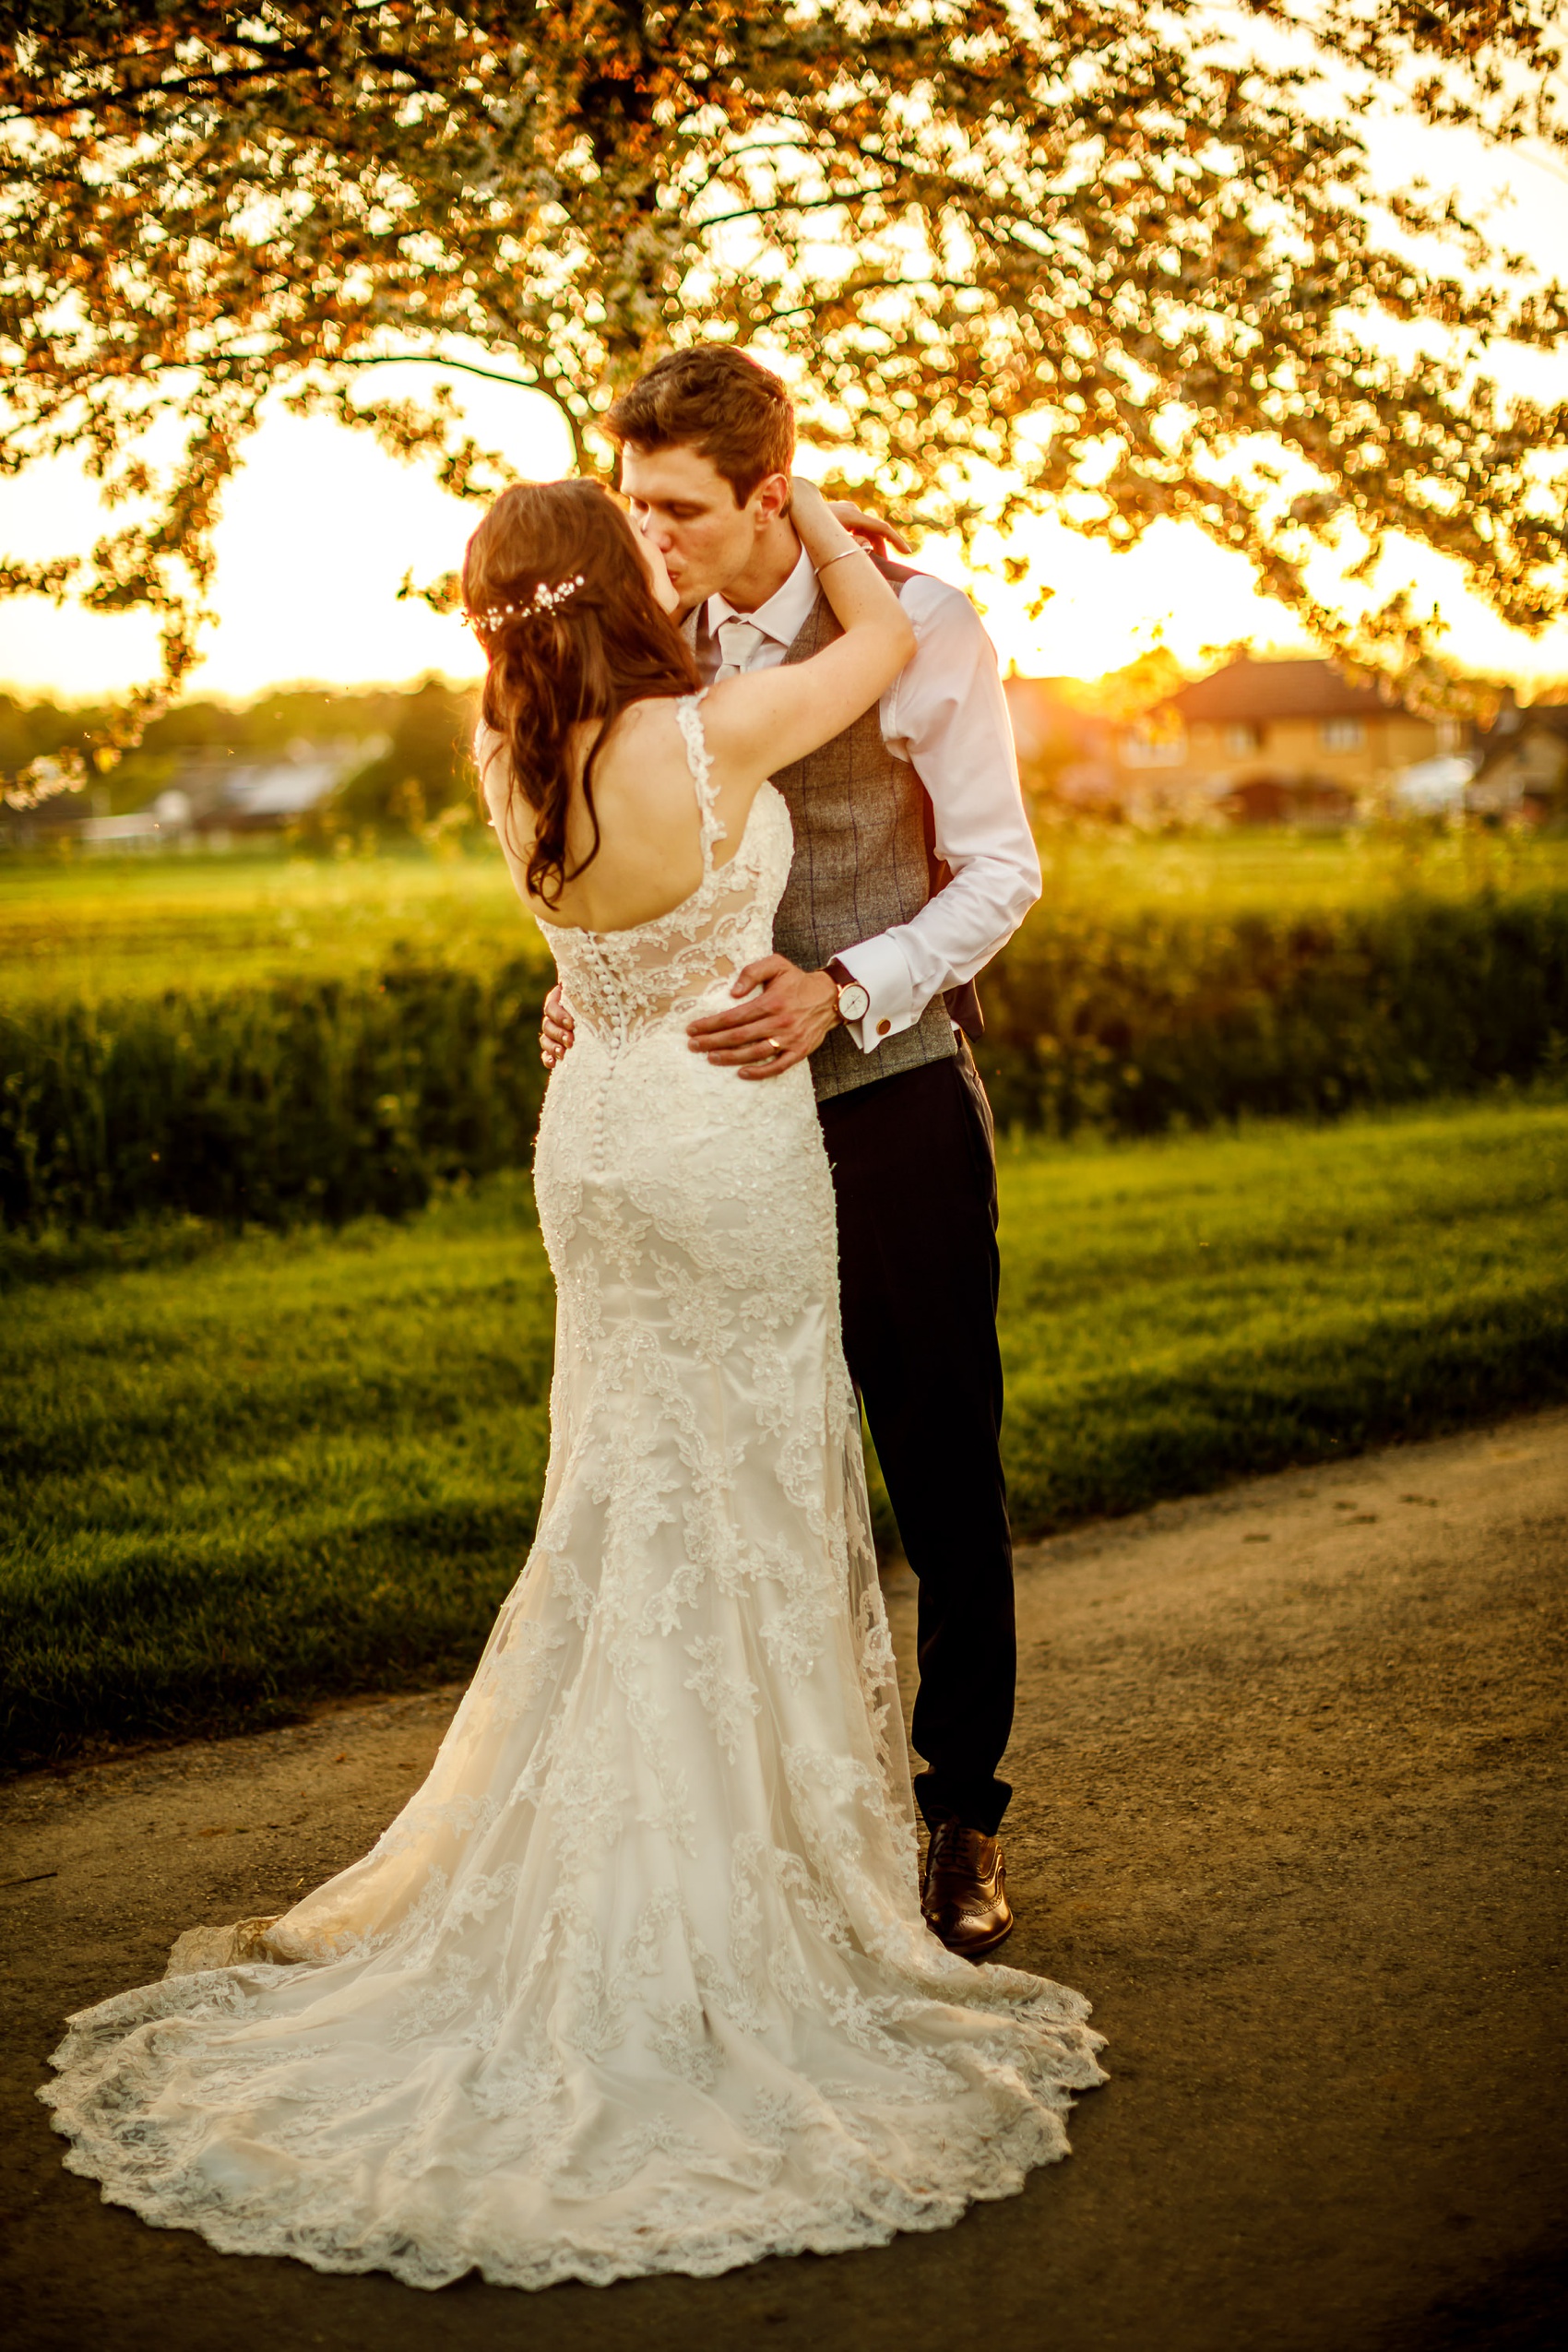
816;1045;1015;1836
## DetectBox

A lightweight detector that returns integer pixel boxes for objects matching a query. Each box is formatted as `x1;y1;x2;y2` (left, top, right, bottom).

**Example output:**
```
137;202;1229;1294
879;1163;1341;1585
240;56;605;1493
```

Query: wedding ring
766;1038;783;1052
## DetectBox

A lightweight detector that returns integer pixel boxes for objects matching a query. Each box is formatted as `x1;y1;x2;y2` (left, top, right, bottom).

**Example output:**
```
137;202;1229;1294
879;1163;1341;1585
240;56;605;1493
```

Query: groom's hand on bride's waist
540;984;575;1068
687;956;838;1079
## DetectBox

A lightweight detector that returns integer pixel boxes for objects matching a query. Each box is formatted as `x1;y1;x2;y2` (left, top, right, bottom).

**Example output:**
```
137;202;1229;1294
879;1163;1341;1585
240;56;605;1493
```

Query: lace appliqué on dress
42;693;1106;2293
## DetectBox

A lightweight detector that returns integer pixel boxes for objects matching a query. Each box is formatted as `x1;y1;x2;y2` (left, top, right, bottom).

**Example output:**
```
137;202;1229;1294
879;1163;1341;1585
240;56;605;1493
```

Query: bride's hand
786;476;897;579
790;478;912;557
826;499;912;555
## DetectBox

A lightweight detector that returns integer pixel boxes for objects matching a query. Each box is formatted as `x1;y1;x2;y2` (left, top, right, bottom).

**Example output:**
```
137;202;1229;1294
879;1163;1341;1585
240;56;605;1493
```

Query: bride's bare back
481;698;736;935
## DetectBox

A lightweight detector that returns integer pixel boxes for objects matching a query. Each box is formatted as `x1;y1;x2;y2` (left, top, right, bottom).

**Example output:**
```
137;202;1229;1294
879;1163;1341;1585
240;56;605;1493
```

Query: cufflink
876;1018;891;1037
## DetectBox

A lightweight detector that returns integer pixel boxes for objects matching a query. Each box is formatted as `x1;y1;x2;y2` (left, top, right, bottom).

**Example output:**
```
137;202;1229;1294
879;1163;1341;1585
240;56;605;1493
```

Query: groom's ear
751;471;793;525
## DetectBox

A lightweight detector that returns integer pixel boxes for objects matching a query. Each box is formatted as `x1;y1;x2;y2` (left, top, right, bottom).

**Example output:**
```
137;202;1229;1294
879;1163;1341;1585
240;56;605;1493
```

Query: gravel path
4;1408;1565;2351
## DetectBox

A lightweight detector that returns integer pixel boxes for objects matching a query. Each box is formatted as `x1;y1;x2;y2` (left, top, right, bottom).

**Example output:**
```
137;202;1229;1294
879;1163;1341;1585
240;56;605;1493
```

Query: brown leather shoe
921;1819;1014;1958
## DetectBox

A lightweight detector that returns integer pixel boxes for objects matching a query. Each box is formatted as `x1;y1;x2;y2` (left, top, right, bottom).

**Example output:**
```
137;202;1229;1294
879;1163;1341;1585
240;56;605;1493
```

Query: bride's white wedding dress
42;696;1105;2290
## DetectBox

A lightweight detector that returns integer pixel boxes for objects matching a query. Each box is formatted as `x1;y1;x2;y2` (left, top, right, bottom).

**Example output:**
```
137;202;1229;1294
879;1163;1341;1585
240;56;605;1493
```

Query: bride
42;474;1105;2291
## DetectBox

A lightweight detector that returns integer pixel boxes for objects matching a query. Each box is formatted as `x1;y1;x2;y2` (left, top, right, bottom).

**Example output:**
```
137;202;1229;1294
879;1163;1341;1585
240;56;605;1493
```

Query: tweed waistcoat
762;585;963;1101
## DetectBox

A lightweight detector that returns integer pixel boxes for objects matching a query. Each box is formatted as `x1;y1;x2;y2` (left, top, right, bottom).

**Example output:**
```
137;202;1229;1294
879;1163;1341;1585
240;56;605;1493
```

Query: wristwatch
826;957;871;1027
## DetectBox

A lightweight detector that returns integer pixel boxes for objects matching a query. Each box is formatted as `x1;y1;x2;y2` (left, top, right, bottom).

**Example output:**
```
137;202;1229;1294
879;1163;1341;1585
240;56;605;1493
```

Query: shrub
4;891;1567;1231
1;960;550;1230
975;889;1568;1136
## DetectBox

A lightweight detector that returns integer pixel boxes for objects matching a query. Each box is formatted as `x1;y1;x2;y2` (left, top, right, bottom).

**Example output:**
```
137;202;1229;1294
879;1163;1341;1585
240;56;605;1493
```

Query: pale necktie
714;616;767;683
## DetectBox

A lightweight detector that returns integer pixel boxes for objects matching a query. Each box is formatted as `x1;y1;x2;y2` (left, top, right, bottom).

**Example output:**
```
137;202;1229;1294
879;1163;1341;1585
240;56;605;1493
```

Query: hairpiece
467;574;585;636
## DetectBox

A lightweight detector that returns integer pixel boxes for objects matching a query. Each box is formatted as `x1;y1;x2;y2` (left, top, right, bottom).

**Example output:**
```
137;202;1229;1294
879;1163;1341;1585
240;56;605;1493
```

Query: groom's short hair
606;348;795;506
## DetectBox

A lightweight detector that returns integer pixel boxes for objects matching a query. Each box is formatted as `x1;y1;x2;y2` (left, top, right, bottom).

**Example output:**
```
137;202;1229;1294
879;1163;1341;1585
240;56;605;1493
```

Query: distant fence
4;894;1567;1231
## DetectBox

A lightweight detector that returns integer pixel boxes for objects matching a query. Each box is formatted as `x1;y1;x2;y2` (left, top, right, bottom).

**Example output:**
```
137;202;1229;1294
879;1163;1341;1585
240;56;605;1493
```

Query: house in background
1004;654;1464;825
1118;657;1457;824
54;737;388;851
134;738;388;843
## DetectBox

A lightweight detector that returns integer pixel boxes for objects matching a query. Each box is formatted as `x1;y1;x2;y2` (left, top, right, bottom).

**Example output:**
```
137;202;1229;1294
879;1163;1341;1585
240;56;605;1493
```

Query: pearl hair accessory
467;573;585;635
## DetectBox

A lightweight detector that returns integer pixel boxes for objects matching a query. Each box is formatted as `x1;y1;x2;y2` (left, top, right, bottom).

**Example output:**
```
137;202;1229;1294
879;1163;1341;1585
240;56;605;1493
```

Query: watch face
837;980;871;1023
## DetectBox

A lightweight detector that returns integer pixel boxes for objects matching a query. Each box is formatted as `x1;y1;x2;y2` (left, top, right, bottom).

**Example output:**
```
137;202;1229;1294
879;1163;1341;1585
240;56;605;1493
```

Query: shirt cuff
834;934;920;1054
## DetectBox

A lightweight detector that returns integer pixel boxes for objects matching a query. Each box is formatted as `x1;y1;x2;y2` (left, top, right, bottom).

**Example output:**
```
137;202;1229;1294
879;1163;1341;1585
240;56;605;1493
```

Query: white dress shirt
707;546;1040;1056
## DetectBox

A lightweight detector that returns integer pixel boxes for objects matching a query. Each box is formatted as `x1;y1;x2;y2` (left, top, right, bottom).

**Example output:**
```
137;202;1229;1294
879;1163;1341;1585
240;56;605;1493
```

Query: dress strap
673;691;725;874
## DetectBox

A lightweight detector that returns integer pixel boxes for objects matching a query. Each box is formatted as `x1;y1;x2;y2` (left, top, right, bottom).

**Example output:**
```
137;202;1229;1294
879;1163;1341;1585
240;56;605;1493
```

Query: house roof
1167;657;1387;723
154;738;386;823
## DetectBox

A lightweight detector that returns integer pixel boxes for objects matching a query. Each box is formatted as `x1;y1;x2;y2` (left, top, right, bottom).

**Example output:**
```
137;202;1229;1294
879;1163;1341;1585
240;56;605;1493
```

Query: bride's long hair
464;480;699;907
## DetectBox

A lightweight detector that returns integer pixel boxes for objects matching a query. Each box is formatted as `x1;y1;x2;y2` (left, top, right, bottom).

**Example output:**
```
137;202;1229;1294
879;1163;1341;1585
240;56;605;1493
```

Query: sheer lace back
539;694;792;1046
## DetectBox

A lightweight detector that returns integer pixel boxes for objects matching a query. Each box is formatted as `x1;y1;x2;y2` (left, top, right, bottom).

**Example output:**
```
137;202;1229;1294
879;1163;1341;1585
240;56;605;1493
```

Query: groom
543;348;1039;1956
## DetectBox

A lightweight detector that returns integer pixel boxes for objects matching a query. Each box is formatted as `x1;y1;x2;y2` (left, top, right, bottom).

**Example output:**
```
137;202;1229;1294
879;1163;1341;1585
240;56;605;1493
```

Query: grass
1031;814;1568;918
995;1094;1568;1530
1;1175;557;1767
0;847;544;1007
4;1093;1566;1767
5;824;1566;1007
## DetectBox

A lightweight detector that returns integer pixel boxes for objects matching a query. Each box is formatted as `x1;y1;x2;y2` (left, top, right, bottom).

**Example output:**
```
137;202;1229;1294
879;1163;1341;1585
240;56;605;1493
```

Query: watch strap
826;956;871;1029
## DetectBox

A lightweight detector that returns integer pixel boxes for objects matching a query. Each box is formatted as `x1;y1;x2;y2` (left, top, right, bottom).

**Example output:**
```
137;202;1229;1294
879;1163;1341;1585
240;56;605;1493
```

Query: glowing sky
3;113;1565;704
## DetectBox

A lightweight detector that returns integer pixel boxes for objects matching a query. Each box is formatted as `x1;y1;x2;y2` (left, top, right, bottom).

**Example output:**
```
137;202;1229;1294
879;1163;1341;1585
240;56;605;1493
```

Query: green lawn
4;1094;1565;1766
1031;813;1568;919
0;847;543;1006
6;822;1565;1006
996;1096;1568;1530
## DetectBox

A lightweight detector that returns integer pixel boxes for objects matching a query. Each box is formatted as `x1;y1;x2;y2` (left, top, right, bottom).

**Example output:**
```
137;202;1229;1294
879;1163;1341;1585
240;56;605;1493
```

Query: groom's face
619;444;790;610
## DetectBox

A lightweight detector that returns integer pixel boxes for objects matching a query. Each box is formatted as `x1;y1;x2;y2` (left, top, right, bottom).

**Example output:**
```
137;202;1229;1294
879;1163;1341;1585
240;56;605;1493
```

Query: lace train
42;698;1105;2288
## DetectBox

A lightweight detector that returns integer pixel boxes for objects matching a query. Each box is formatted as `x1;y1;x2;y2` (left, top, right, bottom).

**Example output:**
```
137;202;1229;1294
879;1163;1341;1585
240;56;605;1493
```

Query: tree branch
697;184;897;228
326;354;546;395
0;29;447;128
0;51;324;125
92;349;555;401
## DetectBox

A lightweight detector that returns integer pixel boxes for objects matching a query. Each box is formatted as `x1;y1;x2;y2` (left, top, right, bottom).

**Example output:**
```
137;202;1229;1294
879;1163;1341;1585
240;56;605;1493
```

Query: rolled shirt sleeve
831;574;1041;1055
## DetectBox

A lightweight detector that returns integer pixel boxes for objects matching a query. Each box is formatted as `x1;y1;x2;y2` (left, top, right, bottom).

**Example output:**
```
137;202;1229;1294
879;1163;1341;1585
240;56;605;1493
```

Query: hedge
1;961;551;1231
4;893;1566;1231
975;889;1568;1135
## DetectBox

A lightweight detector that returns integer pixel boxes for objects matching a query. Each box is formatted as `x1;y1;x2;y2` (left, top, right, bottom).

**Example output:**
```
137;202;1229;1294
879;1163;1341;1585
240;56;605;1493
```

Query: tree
3;1;1565;794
